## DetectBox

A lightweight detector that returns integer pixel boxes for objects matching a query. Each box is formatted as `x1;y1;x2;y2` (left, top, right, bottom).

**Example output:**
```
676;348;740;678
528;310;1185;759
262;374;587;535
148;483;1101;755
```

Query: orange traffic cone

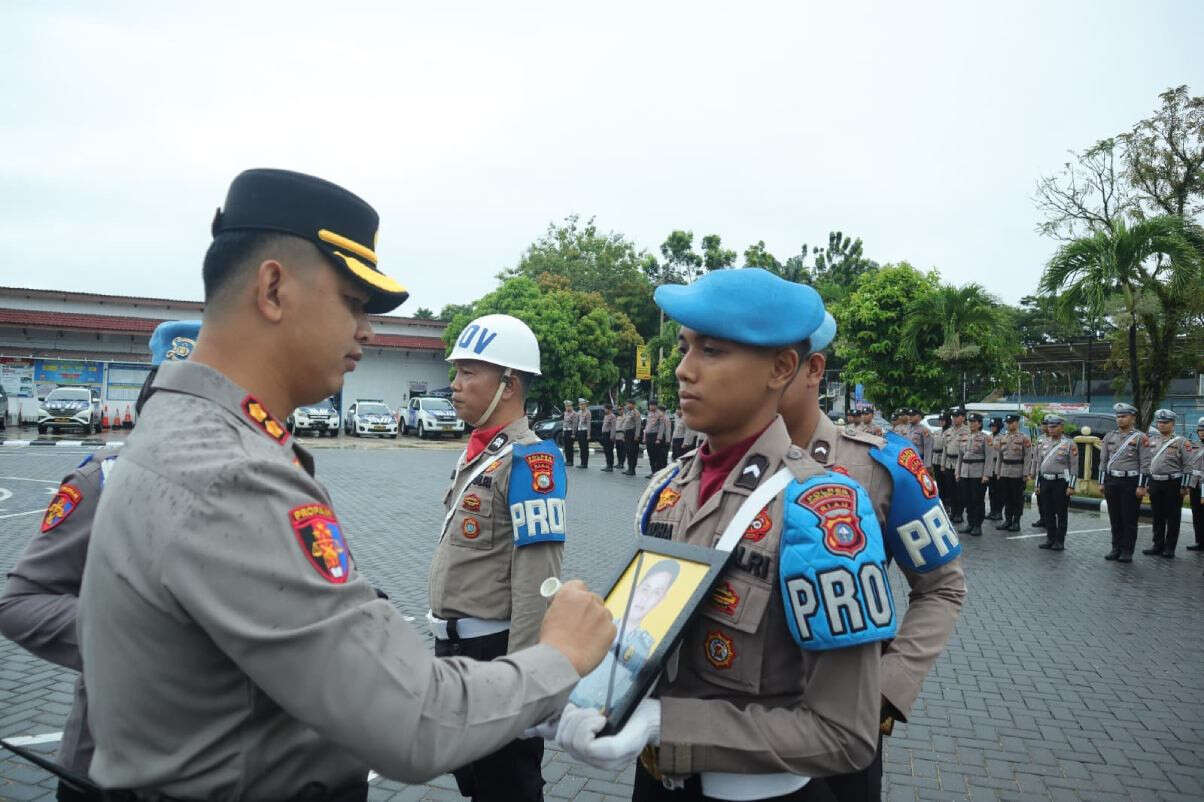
101;406;110;430
123;406;133;429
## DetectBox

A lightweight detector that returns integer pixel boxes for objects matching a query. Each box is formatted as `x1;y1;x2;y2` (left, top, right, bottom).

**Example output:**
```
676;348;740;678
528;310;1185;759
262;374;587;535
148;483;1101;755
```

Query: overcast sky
3;1;1201;316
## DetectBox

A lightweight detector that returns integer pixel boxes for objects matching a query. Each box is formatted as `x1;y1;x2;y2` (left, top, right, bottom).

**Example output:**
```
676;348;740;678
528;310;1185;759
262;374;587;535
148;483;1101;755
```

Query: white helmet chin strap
472;368;513;427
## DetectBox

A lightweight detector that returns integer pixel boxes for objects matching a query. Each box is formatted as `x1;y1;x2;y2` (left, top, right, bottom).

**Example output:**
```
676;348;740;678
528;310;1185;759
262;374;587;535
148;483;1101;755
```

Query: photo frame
568;535;730;736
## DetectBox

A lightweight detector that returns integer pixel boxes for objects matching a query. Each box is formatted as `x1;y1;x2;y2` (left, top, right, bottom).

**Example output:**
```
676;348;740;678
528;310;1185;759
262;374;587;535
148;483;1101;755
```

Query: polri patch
704;630;736;670
462;493;482;512
524;452;556;494
289;503;350;583
897;447;938;499
462;517;481;539
796;483;867;558
242;395;289;444
655;486;681;512
42;485;83;533
743;506;772;542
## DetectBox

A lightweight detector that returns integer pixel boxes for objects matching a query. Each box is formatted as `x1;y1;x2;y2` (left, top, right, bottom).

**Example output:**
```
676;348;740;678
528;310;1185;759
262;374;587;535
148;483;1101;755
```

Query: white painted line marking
0;476;60;483
0;509;47;520
1008;524;1152;540
3;731;62;746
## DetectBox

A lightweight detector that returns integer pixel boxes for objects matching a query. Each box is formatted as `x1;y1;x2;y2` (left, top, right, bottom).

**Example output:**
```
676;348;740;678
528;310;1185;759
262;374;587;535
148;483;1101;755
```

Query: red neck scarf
465;422;507;462
696;424;769;507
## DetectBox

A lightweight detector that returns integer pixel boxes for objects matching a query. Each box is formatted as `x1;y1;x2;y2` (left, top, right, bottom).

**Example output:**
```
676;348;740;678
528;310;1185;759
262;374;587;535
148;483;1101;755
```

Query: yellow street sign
635;345;652;380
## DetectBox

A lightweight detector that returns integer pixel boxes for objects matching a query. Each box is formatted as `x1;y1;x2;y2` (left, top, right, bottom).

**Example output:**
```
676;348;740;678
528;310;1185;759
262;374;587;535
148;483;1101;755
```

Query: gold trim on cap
331;251;407;295
318;229;377;265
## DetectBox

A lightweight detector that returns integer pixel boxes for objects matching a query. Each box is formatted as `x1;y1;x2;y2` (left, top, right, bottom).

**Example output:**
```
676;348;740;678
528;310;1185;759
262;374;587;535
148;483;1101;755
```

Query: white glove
521;717;560;740
555;699;661;771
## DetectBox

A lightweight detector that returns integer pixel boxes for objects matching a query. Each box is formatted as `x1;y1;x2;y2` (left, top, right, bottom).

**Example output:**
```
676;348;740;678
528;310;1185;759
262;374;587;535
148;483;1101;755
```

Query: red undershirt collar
697;423;771;507
466;422;507;462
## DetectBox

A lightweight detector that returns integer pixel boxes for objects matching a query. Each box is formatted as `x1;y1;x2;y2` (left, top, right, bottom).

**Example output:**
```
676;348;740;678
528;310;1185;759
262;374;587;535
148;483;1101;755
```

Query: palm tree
1039;215;1202;426
901;283;1001;405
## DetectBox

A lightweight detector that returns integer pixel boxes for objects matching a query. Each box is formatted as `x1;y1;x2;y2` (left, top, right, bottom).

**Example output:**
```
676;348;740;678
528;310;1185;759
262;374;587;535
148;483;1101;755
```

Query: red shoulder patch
898;447;938;499
704;629;736;670
796;483;867;558
742;506;772;542
289;503;350;583
42;485;83;533
525;453;555;494
242;395;290;445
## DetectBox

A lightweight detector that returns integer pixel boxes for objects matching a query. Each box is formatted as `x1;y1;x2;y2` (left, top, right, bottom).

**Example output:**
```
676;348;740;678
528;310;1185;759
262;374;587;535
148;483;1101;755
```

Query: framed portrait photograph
569;535;729;735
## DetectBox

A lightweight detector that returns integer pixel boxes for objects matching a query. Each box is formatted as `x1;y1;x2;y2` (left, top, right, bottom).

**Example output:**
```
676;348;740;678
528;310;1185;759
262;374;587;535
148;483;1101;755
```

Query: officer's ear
767;346;801;391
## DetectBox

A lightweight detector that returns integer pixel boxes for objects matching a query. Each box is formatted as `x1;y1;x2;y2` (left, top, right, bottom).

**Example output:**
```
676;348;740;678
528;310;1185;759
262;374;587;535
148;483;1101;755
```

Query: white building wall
340;347;451;412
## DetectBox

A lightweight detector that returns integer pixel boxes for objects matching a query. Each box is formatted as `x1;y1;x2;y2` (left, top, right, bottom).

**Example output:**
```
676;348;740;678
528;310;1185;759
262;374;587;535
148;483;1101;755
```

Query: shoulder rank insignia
42;485;83;533
289;503;350;583
242;395;290;444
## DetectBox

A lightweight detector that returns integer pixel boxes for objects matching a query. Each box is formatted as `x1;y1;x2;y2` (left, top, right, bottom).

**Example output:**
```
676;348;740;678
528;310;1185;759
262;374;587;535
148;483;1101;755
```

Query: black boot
1118;551;1133;563
969;525;982;536
1038;539;1053;549
1052;541;1065;551
1186;544;1204;551
1008;519;1021;532
1030;520;1046;529
1141;546;1164;556
1104;548;1120;560
995;518;1011;531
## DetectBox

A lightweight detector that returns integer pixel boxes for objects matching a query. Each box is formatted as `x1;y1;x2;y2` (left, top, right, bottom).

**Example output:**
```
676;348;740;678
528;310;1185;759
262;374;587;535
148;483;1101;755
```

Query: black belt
933;449;943;454
962;459;984;463
107;781;369;802
1002;459;1023;464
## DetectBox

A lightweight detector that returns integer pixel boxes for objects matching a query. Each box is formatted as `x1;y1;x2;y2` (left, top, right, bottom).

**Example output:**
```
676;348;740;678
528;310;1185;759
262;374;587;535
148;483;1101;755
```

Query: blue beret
149;321;202;366
809;312;837;352
653;268;824;347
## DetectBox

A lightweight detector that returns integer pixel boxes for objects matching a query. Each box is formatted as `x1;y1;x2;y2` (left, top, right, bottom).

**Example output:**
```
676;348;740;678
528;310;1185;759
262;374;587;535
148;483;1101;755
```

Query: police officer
862;406;883;437
1099;402;1149;562
1033;415;1077;551
985;417;1004;521
77;168;614;799
0;320;199;801
562;400;578;466
670;406;691;459
601;403;618;471
621;399;642;476
1189;417;1204;552
993;413;1030;533
552;268;894;801
943;408;967;524
907;408;933;465
932;412;949;505
576;397;592;469
956;412;992;536
643;400;670;476
429;313;570;800
1141;409;1193;558
778;312;964;799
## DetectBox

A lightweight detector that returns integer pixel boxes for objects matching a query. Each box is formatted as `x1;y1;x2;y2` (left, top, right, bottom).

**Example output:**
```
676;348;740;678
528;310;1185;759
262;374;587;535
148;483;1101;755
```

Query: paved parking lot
1;441;1202;801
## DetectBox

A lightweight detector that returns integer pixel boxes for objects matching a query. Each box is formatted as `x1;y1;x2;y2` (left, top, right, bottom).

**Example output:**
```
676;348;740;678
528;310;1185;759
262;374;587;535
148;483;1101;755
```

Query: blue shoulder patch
869;433;961;572
508;441;567;547
639;466;680;535
779;472;897;651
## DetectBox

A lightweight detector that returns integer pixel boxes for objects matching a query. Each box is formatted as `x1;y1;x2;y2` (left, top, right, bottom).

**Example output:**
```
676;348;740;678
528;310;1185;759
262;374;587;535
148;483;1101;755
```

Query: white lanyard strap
714;468;794;553
440;445;514;539
1107;431;1142;470
1039;439;1069;474
1150;436;1179;468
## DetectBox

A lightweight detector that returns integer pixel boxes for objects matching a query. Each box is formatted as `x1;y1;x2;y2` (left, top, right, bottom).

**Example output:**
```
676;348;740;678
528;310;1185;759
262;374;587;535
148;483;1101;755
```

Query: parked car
37;386;101;435
532;405;609;443
344;399;398;438
288;398;340;437
1059;412;1117;437
403;396;464;439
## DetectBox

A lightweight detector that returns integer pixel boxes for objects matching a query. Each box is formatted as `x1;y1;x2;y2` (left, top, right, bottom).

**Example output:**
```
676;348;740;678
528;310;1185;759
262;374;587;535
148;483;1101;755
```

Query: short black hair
641;559;681;586
202;231;310;306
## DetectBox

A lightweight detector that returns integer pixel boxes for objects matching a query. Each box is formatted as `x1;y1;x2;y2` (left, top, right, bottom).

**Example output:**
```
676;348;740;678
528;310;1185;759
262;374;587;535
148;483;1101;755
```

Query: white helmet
446;314;542;375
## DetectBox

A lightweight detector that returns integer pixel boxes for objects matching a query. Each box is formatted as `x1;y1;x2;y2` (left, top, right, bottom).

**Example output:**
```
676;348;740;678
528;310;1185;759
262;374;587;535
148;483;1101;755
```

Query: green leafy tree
438;303;473;322
1039;215;1204;426
832;264;948;414
501;214;659;341
412;307;435;319
442;277;642;413
1120;85;1204;222
701;235;737;272
743;241;782;273
659;231;703;285
900;283;1015;404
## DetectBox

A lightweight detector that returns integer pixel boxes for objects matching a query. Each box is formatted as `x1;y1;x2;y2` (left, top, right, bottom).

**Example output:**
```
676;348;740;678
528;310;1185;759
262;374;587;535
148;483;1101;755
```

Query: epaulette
839;426;886;449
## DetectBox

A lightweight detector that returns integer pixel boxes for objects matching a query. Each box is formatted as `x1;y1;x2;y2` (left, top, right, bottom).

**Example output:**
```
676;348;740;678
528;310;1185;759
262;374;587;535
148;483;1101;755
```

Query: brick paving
1;442;1202;800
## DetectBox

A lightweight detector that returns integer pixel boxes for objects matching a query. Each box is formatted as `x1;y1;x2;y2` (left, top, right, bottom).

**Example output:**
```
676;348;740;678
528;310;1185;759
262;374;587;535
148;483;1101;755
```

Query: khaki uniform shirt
1099;428;1149;481
1034;435;1078;481
907;423;933;465
931;428;946;466
0;447;120;773
576;408;591;432
1187;440;1203;489
428;416;563;651
672;415;690;441
79;362;578;798
601;412;617;436
993;432;1030;479
648;417;881;777
645;410;670;442
943;424;967;471
805;416;965;719
562;409;578;433
1146;432;1193;481
956;431;992;479
621;409;642;437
